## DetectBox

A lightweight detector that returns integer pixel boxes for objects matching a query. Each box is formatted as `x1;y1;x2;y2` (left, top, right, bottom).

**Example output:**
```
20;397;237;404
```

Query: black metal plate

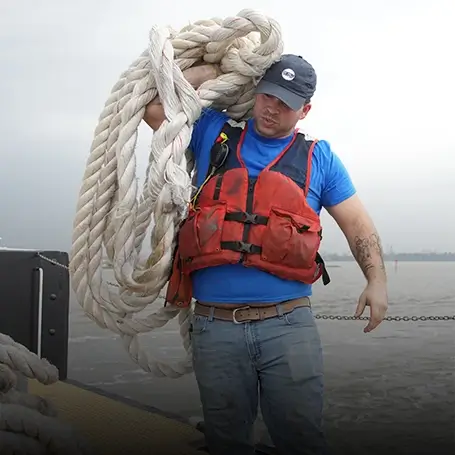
0;249;69;379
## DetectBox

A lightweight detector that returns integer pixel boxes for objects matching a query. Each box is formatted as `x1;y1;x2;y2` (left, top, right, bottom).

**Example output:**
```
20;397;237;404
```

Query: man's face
252;93;311;138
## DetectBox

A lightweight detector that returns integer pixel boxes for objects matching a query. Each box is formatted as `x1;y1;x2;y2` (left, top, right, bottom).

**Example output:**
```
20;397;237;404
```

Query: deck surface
28;378;205;455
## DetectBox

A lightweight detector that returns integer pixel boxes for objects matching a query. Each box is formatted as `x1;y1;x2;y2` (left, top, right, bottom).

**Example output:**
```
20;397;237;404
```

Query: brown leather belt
193;297;310;324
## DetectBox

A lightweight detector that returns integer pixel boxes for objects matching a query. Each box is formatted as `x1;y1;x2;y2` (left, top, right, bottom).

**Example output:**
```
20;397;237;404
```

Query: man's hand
354;280;388;333
143;64;221;131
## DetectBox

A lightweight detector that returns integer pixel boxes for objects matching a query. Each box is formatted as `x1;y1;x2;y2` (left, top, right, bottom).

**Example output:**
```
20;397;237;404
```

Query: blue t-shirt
187;108;356;304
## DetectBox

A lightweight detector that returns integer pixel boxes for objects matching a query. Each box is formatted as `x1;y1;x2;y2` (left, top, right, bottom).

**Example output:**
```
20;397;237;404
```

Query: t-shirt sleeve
319;140;357;208
189;108;229;161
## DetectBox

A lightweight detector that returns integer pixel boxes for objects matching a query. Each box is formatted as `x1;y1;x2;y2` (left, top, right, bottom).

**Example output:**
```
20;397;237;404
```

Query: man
144;54;388;455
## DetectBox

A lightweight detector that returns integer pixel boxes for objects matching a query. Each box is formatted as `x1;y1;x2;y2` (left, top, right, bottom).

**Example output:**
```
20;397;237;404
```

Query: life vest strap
221;241;262;254
224;211;268;225
316;252;330;285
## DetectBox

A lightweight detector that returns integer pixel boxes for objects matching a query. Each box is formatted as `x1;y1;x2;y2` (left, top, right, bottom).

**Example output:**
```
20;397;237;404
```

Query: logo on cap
281;68;295;81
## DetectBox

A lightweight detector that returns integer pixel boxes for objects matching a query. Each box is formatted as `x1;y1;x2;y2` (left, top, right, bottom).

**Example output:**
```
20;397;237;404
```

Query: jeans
190;303;328;455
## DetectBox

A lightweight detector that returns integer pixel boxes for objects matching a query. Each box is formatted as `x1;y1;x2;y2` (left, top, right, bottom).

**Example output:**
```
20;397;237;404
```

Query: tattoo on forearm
354;233;386;276
370;234;386;271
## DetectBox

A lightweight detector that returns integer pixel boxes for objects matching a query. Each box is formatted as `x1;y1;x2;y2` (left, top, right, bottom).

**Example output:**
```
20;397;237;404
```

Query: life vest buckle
235;241;255;254
242;212;259;224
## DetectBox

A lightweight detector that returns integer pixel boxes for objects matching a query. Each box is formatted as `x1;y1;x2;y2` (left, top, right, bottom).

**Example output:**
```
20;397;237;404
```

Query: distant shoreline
325;254;455;263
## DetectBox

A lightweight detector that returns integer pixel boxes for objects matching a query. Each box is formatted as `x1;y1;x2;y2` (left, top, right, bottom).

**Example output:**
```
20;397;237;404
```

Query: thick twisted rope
69;9;283;378
0;334;92;454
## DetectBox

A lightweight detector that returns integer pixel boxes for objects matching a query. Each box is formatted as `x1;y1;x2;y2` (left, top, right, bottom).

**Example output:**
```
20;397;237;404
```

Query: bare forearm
143;64;220;130
327;195;387;284
346;220;387;284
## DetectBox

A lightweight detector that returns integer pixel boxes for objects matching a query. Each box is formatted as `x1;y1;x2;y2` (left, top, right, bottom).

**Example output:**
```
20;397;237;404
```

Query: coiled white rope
0;333;91;454
69;9;283;378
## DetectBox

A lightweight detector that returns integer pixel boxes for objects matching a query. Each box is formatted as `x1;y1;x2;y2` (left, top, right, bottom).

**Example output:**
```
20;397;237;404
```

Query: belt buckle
232;306;251;324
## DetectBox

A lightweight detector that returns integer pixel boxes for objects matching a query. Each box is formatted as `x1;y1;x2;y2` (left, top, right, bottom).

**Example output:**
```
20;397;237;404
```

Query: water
68;262;455;454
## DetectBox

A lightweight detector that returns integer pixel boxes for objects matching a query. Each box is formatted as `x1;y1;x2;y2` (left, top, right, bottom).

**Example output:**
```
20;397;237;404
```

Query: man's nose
266;96;281;111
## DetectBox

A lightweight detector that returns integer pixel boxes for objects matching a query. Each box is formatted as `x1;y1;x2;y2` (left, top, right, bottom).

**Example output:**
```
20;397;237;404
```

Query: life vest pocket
261;206;322;269
178;201;227;259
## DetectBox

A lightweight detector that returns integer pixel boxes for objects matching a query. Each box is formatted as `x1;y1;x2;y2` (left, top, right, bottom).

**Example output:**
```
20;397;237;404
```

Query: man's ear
299;103;312;120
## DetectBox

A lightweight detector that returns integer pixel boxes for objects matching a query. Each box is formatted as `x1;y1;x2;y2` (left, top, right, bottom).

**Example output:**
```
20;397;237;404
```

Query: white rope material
0;334;91;454
69;9;283;378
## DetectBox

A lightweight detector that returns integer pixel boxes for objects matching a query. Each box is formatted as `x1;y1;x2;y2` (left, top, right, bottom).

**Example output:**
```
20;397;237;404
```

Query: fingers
354;292;366;318
364;303;387;333
363;314;379;333
355;288;388;333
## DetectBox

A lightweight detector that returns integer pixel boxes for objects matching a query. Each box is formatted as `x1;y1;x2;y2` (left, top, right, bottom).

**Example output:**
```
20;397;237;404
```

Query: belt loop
276;303;284;318
208;306;215;322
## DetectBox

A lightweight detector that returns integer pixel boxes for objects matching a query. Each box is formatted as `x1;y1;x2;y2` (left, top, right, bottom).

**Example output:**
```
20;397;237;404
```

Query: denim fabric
190;304;328;455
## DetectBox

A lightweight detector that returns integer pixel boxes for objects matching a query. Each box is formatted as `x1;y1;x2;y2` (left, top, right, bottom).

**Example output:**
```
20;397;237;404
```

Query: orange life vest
165;121;330;308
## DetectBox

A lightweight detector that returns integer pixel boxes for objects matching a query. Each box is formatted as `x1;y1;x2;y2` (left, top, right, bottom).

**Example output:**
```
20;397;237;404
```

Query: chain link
36;253;455;322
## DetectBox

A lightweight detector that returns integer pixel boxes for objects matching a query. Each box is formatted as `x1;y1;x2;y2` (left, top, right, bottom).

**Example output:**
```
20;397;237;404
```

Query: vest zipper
239;178;256;263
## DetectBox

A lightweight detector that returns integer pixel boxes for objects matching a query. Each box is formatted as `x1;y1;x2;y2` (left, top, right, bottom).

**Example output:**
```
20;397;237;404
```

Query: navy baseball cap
255;54;317;110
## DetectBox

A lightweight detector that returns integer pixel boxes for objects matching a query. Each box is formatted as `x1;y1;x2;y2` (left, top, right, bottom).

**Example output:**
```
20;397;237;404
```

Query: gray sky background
1;0;454;254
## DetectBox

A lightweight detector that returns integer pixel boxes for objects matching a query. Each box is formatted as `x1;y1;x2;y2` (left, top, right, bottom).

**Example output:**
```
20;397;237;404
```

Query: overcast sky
1;0;454;254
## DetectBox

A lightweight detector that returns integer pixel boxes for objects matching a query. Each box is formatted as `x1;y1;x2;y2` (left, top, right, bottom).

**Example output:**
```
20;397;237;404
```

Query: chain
36;253;455;322
313;314;455;321
36;252;119;287
37;252;69;270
